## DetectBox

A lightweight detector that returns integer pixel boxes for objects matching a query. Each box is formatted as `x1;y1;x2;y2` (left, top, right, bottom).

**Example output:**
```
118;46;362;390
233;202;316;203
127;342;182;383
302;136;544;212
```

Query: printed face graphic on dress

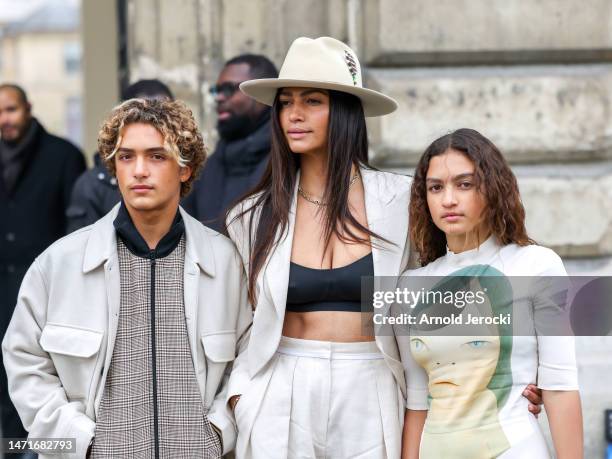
409;267;513;458
411;278;502;404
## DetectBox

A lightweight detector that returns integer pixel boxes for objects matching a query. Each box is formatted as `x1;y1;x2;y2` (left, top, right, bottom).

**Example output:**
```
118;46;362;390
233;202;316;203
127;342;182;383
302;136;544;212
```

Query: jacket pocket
40;323;104;399
200;331;237;406
200;331;236;363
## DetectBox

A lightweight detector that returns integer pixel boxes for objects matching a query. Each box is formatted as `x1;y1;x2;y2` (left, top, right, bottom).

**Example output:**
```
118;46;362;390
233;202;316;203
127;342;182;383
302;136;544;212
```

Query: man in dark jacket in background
0;83;85;449
66;79;174;232
182;54;277;232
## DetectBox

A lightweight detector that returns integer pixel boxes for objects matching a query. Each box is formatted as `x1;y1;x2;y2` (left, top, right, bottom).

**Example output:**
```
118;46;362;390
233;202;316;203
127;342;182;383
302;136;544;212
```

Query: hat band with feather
240;36;398;117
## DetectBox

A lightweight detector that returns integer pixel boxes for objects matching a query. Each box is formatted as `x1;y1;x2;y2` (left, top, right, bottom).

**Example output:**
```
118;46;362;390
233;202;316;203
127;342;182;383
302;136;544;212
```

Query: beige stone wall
125;0;612;262
362;0;612;61
125;0;351;147
120;1;611;456
81;0;119;157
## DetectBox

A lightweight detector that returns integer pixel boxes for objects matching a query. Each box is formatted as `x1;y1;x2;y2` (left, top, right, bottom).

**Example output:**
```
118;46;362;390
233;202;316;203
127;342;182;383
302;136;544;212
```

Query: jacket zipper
149;250;160;459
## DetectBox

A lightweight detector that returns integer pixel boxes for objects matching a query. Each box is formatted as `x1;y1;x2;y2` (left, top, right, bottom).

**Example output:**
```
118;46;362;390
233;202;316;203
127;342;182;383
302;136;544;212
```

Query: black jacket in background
0;121;85;334
66;152;121;233
0;120;84;441
182;117;271;232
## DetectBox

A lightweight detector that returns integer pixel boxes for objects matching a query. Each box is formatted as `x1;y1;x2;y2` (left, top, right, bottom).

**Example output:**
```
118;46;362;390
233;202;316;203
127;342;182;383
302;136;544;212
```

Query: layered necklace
298;174;360;206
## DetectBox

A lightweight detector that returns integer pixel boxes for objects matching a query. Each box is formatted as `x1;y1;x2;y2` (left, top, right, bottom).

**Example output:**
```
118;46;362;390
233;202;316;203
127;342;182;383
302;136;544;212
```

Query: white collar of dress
445;235;502;265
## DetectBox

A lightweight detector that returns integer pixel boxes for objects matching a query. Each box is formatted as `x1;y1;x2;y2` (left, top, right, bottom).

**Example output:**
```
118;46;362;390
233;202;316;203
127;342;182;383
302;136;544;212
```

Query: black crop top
285;252;374;313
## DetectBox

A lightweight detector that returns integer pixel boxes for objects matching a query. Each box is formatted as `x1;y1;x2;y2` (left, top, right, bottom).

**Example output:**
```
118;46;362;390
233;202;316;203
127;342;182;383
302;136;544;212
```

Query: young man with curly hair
2;98;251;458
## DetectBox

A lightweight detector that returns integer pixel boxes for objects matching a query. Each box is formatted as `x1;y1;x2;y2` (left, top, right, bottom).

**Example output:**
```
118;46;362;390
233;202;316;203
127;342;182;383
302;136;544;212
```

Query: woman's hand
522;384;543;416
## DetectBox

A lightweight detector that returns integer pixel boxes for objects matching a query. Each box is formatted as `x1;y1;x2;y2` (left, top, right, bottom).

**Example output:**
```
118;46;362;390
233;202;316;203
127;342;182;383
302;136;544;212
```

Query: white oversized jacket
2;205;252;458
224;166;412;458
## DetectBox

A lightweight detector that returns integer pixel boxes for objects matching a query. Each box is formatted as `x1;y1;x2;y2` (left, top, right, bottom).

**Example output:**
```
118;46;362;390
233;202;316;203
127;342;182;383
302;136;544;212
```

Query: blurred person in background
66;79;174;232
0;82;85;454
182;54;278;232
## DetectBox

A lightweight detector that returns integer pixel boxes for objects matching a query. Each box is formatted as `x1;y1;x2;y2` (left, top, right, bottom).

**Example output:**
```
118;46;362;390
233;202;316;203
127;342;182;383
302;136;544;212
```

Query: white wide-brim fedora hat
240;36;398;117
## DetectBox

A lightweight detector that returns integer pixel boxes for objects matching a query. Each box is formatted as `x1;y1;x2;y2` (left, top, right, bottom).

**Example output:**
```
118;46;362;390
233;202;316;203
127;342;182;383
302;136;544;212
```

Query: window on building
65;95;82;147
64;41;81;74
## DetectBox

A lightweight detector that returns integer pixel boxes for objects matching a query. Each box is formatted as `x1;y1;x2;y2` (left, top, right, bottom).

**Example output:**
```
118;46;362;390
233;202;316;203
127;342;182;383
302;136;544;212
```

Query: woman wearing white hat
224;36;410;458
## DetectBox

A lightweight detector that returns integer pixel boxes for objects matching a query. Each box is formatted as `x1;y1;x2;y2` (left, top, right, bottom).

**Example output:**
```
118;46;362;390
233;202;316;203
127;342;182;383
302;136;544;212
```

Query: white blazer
225;166;412;404
2;205;252;457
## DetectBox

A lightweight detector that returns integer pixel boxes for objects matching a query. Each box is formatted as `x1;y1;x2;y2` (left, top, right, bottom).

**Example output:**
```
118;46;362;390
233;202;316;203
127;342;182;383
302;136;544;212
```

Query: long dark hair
410;128;534;266
228;90;384;305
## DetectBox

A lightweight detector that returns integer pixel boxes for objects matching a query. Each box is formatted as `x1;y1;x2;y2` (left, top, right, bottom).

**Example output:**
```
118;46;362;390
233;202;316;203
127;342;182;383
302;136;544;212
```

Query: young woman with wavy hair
398;128;583;458
223;37;411;458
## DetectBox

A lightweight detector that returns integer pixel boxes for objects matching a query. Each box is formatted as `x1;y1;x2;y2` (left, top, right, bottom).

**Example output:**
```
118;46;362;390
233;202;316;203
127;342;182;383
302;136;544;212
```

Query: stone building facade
0;0;82;146
85;1;612;456
122;0;612;269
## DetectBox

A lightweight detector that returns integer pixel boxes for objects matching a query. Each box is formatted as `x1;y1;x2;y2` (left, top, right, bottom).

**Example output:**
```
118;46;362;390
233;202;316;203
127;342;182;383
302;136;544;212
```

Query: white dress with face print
396;236;578;459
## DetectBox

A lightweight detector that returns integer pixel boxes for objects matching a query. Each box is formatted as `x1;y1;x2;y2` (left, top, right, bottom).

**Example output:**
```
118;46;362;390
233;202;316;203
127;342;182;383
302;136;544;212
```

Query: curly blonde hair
98;98;207;197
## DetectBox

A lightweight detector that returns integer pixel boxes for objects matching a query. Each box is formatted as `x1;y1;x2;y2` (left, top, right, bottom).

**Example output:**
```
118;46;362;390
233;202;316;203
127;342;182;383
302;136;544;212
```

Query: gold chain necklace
298;174;360;206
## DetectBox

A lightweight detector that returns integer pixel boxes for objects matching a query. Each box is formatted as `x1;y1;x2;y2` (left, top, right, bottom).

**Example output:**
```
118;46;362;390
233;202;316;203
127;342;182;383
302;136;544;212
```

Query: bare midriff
284;172;376;343
282;311;375;342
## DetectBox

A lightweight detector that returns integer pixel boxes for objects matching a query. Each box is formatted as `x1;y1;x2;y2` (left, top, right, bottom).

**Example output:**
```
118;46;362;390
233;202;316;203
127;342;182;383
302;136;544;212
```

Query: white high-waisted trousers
234;337;403;459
